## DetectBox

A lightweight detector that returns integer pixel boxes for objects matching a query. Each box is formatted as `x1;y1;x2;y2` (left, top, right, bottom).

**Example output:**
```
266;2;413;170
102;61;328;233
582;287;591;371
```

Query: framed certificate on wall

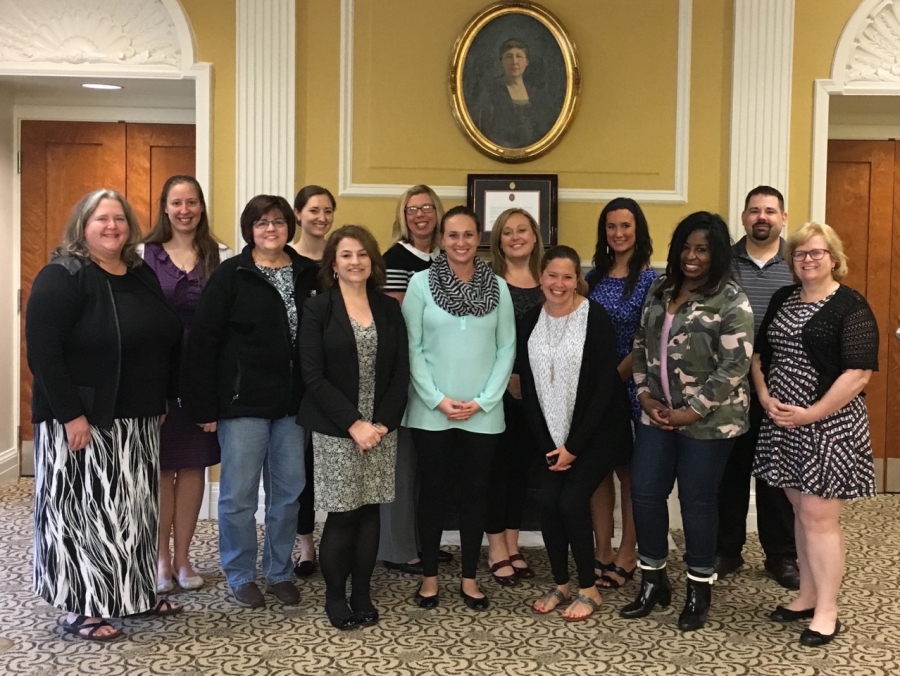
467;173;558;249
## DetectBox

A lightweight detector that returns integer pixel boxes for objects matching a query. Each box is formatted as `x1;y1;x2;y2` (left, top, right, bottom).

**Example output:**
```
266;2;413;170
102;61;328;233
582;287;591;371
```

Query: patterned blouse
256;264;298;345
587;268;658;420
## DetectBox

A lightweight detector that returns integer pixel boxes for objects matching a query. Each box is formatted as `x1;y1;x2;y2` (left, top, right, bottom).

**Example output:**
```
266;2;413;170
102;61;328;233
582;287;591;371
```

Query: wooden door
826;140;898;491
19;120;194;464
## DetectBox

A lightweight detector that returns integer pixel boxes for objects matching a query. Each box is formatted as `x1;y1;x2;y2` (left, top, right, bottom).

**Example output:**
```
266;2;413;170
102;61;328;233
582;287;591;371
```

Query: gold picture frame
449;1;581;163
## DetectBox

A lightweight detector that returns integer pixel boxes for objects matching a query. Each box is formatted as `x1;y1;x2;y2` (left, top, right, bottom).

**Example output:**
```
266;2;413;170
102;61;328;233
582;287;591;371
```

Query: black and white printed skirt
33;417;161;617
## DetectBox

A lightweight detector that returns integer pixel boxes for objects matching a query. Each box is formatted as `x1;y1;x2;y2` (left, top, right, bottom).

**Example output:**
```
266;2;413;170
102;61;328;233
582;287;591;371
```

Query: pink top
660;312;675;405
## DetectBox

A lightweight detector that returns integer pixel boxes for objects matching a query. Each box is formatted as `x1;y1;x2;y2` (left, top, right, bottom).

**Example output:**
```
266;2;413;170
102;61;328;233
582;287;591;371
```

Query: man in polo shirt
715;185;799;589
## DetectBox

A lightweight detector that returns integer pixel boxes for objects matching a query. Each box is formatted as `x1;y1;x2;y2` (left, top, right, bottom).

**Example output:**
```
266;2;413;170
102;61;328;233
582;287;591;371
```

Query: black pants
542;447;618;589
319;503;380;604
297;433;315;535
716;394;796;560
411;428;497;579
486;396;538;534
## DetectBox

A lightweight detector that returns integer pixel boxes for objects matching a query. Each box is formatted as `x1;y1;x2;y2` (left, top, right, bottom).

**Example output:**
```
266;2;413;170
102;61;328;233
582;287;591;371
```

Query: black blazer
297;287;410;436
518;299;632;461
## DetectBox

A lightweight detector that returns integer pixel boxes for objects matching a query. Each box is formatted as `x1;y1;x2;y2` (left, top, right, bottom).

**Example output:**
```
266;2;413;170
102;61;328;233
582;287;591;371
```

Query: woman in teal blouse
403;205;516;611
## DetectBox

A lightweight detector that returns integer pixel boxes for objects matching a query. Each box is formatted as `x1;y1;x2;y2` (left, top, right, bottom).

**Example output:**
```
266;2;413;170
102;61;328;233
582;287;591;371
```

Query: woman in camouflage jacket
620;212;754;632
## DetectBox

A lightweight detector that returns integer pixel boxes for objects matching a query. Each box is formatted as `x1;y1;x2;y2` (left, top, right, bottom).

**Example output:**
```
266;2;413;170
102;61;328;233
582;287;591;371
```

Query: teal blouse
401;270;516;433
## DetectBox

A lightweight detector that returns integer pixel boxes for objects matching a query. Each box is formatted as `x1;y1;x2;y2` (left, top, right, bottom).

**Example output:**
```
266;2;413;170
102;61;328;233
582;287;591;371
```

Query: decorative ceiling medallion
0;0;180;67
846;0;900;82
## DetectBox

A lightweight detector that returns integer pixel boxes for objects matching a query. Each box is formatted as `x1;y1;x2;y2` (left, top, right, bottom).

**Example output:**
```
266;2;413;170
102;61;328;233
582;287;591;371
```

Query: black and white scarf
428;252;500;317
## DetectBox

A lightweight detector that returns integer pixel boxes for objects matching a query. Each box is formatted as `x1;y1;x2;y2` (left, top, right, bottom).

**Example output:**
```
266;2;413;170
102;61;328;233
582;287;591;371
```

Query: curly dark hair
655;211;732;299
591;197;653;298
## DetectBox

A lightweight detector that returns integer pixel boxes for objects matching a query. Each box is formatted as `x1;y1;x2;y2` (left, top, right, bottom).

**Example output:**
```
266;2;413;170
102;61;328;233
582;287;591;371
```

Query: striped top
730;237;794;335
383;241;438;293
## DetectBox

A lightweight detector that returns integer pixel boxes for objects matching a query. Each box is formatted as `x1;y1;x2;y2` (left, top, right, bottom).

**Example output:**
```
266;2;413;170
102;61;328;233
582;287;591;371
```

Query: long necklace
547;298;576;384
164;244;196;273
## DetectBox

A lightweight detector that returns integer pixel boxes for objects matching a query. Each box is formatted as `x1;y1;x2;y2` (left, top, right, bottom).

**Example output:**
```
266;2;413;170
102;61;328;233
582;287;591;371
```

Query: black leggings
542;448;618;589
411;428;497;579
486;396;538;534
319;503;380;605
297;434;315;536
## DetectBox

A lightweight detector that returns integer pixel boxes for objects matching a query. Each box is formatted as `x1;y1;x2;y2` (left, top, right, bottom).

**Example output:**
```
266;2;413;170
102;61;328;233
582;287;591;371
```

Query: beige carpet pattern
1;479;898;676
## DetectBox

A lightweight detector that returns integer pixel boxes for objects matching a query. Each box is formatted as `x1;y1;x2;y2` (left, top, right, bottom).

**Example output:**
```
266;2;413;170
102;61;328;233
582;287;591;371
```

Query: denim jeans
631;423;734;570
217;416;306;588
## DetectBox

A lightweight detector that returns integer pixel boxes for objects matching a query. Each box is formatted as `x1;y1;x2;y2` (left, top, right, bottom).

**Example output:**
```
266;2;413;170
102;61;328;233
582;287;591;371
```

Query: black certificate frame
467;173;558;249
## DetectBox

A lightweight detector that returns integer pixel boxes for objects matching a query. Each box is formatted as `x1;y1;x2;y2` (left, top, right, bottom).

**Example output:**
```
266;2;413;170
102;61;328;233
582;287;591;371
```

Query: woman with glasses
290;184;336;579
753;223;878;647
190;195;318;610
378;186;446;576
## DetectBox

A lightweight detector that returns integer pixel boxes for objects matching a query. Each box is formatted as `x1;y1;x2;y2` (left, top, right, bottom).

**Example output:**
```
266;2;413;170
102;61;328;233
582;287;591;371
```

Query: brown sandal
509;553;535;579
489;559;519;587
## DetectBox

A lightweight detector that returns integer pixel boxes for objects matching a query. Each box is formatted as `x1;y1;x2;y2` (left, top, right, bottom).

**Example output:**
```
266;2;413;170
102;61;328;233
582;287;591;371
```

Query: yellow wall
789;0;861;225
181;0;238;250
297;0;734;260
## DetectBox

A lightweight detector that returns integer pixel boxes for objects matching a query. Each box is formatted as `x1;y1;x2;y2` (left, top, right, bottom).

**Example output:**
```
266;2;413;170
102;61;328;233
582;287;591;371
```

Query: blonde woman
753;222;878;647
484;208;544;585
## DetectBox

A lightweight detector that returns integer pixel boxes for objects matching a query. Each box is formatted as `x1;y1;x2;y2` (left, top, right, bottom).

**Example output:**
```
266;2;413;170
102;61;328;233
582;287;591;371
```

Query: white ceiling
0;75;195;110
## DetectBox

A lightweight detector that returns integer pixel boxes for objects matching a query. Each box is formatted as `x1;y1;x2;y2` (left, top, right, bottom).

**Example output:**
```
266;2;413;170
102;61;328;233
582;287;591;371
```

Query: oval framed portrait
449;1;581;163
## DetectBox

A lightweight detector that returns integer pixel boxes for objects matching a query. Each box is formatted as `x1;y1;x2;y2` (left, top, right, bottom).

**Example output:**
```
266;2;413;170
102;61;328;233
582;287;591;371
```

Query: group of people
26;178;878;648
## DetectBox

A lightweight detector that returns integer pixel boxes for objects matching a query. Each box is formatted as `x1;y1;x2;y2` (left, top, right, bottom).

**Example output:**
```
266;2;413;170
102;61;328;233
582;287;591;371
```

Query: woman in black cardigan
752;222;878;647
298;225;409;630
519;246;632;620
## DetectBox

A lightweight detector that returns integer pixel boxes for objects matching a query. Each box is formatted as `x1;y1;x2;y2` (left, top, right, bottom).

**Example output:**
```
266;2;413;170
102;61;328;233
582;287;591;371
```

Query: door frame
811;0;900;492
0;0;212;486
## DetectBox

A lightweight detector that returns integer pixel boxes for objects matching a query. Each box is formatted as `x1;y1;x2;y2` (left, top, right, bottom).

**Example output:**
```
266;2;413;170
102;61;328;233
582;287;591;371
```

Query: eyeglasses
791;249;829;262
253;218;288;229
405;204;435;215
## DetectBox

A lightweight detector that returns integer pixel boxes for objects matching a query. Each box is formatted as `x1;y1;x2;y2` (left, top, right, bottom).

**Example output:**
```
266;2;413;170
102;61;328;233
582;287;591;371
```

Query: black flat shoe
385;560;424;576
460;586;489;611
325;600;361;631
769;605;815;622
349;598;379;627
414;585;439;609
800;620;841;646
293;559;316;578
438;549;454;563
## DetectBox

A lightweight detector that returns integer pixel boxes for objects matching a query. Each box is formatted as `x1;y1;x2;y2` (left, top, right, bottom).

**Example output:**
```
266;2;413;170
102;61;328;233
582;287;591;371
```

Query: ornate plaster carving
846;0;900;82
0;0;180;67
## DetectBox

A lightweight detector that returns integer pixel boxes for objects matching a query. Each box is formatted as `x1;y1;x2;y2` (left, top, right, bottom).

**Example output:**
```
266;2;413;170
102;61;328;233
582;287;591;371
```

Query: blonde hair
489;208;544;280
786;222;848;282
391;185;444;250
52;189;143;267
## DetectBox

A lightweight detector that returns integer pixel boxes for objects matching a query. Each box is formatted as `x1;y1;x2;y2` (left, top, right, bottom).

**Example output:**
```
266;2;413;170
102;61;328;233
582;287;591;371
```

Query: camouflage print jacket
632;276;754;439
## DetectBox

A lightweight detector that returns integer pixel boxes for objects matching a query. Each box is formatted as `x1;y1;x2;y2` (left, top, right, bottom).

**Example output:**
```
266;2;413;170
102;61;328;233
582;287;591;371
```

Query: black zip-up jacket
26;255;181;429
188;244;318;422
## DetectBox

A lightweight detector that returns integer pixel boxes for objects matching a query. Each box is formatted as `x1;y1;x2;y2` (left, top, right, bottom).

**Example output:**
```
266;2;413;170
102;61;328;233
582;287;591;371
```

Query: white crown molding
235;0;296;240
728;0;795;239
338;0;692;204
0;0;190;71
833;0;900;87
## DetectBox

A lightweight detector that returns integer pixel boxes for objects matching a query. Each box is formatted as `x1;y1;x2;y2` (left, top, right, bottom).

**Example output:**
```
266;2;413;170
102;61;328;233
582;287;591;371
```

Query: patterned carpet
0;478;898;676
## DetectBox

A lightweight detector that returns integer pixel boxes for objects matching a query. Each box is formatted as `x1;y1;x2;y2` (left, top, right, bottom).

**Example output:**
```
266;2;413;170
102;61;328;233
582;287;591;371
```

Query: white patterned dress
753;289;875;499
313;318;397;512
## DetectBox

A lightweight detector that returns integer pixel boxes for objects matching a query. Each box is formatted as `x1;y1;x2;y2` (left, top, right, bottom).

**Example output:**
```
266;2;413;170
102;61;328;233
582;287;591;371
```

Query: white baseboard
204;480;760;533
0;446;18;487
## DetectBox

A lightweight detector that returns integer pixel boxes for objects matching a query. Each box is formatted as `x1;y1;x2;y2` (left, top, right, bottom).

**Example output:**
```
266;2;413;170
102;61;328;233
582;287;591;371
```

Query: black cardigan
25;256;181;429
188;245;318;422
297;287;409;436
756;284;879;399
518;300;632;461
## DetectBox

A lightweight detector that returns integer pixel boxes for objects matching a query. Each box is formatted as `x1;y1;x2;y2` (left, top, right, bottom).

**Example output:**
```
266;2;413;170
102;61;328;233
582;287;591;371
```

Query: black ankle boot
678;570;714;631
620;565;672;619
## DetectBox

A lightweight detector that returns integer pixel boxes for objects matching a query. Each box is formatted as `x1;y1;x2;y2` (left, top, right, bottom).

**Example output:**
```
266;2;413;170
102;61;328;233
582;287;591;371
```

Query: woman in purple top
140;175;233;593
585;197;657;590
